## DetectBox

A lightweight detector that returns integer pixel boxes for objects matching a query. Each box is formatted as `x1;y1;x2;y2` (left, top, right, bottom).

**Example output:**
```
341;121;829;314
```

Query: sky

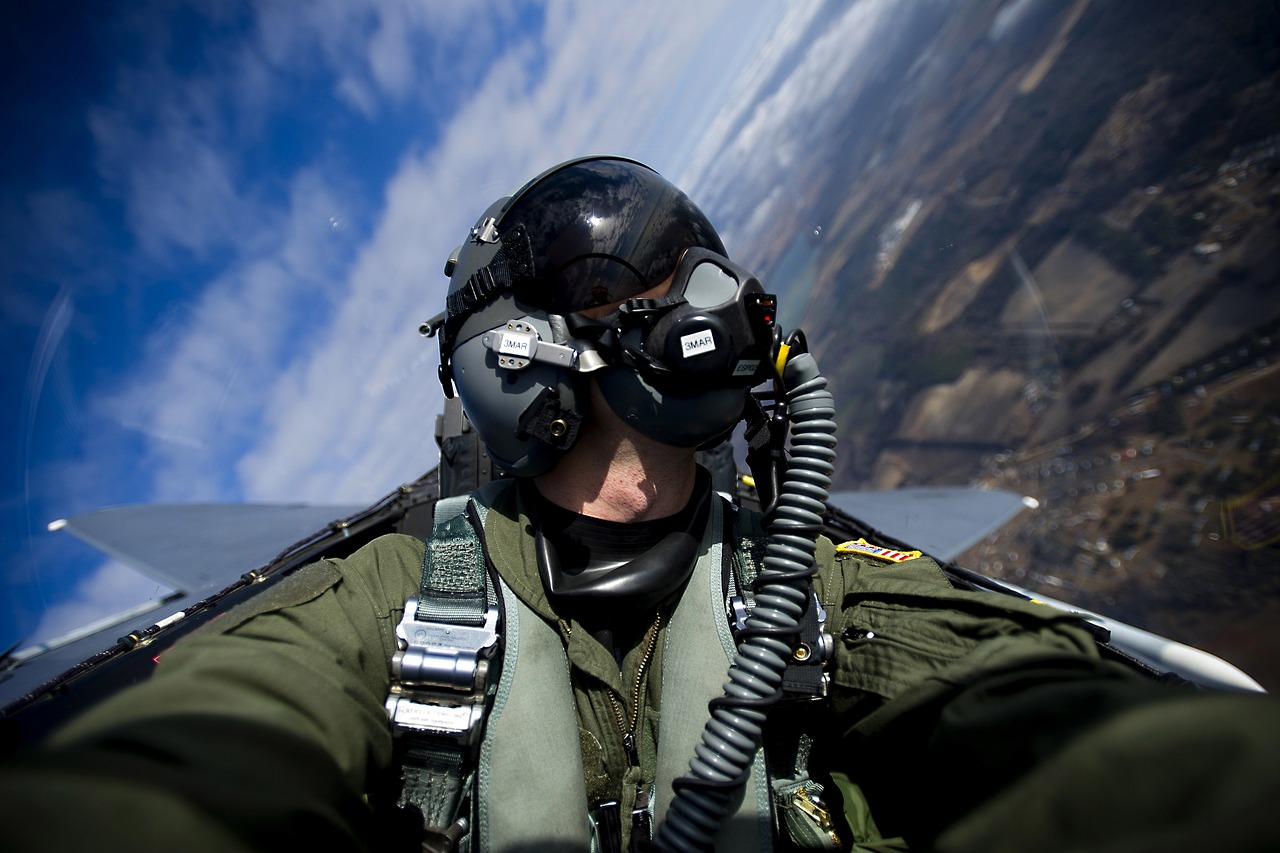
1;0;912;649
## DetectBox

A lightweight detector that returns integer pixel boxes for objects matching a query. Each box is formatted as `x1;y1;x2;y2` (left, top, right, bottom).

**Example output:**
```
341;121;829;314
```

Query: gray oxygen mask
567;249;779;447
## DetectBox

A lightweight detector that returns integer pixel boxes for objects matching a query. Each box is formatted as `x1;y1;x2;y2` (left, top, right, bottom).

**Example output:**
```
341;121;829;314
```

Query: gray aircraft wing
826;486;1034;562
2;502;365;704
53;503;369;595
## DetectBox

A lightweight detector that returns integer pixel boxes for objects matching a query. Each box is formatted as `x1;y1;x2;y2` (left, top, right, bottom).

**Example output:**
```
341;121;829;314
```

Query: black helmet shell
440;157;734;476
499;158;726;315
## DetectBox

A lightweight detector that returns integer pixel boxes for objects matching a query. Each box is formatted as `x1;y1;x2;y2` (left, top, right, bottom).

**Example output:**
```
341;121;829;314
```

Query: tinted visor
499;158;726;315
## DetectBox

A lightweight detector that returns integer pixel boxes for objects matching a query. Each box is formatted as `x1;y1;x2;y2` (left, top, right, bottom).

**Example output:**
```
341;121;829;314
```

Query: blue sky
2;0;915;648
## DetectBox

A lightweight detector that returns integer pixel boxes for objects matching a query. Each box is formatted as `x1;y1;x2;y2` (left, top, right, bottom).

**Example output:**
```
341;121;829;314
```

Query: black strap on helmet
437;224;536;397
444;224;535;321
563;300;681;379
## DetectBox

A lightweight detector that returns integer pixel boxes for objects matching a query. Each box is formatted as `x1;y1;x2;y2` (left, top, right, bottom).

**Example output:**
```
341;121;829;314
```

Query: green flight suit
2;479;1279;851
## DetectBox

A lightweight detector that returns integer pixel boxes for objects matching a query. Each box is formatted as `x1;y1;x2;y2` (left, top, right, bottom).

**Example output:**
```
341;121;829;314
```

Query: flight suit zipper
604;611;662;849
558;612;662;851
605;611;662;760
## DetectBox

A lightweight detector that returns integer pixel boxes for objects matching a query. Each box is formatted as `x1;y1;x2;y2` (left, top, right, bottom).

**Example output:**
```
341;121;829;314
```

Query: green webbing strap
416;479;508;624
434;493;473;527
416;512;488;626
397;744;469;849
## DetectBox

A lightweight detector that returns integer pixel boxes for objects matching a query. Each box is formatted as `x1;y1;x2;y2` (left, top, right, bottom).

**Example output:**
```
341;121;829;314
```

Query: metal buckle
385;598;500;744
729;594;752;634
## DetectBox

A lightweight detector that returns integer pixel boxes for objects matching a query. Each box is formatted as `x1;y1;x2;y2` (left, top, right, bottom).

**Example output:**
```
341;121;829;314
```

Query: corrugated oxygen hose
653;351;835;851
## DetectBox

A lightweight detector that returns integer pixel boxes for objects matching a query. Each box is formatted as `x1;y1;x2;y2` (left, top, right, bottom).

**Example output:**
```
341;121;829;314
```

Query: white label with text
498;333;533;357
395;702;470;733
680;330;716;357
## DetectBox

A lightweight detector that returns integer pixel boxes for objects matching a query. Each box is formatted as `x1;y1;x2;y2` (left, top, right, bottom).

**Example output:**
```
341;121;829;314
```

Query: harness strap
417;511;489;625
416;480;507;624
654;496;773;851
391;481;507;850
728;505;768;612
396;744;470;852
434;493;473;526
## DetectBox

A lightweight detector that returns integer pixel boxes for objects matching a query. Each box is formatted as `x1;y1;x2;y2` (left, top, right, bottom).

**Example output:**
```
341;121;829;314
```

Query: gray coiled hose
653;350;835;851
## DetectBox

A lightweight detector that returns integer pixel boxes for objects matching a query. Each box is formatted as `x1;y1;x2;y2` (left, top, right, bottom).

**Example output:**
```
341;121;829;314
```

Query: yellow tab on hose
774;343;792;377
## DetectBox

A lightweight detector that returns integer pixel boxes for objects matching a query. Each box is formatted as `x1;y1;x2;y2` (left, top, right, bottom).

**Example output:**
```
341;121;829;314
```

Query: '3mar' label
680;329;716;357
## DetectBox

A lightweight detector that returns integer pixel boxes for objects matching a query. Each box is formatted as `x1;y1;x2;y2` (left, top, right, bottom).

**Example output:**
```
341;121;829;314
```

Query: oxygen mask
568;248;778;447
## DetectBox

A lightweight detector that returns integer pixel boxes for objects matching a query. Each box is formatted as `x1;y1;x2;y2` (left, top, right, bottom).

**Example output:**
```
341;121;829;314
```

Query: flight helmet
434;156;776;477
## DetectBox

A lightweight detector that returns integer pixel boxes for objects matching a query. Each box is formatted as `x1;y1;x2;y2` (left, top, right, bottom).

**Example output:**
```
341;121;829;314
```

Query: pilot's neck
533;386;698;524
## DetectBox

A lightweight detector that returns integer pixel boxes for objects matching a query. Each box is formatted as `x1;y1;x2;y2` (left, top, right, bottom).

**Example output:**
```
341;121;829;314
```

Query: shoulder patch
835;538;922;563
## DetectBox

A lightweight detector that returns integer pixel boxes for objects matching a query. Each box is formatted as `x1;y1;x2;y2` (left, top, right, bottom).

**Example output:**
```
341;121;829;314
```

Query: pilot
2;157;1279;852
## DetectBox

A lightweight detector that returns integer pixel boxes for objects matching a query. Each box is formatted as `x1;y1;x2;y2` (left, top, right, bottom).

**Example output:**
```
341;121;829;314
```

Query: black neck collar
527;467;712;612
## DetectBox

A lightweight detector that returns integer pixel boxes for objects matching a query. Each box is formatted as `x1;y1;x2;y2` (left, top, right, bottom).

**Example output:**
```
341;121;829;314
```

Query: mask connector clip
482;320;584;371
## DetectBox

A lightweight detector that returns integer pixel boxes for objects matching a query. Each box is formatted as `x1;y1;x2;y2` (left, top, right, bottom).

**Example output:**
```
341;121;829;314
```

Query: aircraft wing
2;502;365;705
54;503;369;595
60;490;1029;589
826;486;1034;561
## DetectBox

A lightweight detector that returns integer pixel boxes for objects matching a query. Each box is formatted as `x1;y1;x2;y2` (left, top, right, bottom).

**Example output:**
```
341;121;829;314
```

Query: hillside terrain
744;0;1280;686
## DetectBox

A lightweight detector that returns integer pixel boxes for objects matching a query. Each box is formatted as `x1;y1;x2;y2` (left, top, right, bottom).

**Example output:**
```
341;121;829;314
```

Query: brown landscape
739;0;1280;688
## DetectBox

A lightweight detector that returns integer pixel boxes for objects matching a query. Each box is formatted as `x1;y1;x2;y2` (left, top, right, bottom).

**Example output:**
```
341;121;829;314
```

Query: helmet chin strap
534;473;712;613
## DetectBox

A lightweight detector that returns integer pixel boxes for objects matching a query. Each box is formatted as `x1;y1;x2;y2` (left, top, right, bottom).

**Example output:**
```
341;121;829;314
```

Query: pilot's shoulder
212;534;425;631
323;533;427;604
333;532;427;568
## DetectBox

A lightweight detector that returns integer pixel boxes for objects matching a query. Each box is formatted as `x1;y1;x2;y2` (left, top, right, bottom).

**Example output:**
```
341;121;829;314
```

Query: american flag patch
836;538;922;563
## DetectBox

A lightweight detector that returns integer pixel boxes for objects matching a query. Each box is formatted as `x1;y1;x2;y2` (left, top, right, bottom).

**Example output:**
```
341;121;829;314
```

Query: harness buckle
385;598;500;745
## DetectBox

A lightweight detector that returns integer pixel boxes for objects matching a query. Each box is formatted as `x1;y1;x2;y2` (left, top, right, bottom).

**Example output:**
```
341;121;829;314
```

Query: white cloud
82;0;814;515
675;2;830;192
253;0;533;115
96;163;361;501
89;97;253;259
989;0;1049;42
234;0;787;503
30;559;173;644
